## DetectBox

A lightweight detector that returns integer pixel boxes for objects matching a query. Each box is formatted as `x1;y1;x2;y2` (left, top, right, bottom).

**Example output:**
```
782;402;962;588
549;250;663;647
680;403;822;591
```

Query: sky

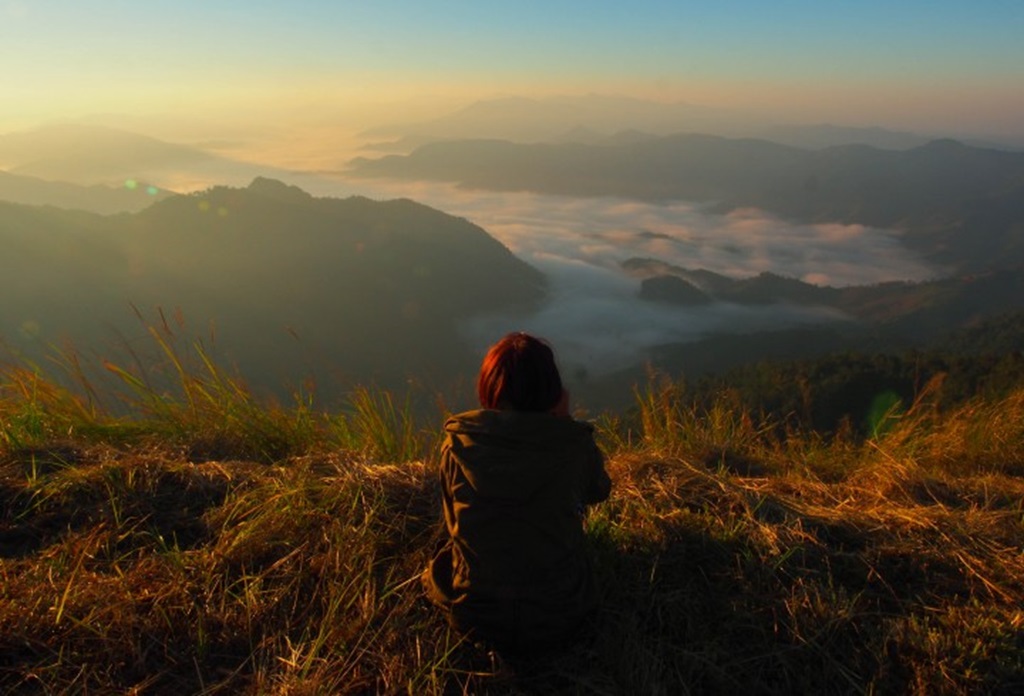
2;1;1023;140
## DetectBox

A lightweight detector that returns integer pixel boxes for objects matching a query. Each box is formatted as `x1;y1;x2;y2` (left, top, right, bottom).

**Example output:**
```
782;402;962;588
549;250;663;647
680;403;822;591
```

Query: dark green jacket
423;409;611;653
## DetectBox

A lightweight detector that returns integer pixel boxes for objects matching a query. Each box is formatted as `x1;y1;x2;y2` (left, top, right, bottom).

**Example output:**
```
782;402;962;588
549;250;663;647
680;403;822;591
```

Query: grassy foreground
2;343;1024;694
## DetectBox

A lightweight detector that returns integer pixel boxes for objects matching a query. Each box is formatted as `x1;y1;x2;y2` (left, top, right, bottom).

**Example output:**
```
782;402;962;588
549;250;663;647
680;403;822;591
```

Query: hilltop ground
2;344;1024;695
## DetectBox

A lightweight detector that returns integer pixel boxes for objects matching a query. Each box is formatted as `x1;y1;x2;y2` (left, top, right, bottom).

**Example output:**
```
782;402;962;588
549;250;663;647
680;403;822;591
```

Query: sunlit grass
2;336;1024;693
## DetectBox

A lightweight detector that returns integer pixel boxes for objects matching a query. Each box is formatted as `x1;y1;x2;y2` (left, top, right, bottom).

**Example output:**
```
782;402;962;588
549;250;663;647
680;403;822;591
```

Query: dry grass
2;350;1024;694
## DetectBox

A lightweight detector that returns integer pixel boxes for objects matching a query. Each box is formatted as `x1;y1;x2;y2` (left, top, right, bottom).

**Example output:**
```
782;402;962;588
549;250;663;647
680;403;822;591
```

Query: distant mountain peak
639;275;712;306
246;177;312;203
919;138;967;151
557;124;604;144
0;122;219;186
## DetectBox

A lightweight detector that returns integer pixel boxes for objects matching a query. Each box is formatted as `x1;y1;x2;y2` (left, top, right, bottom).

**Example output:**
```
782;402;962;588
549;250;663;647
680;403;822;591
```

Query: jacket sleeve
582;437;611;505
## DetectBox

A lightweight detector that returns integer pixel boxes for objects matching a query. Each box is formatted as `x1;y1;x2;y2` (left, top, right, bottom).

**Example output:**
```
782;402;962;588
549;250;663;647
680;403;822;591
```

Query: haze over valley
4;115;1024;411
3;1;1024;411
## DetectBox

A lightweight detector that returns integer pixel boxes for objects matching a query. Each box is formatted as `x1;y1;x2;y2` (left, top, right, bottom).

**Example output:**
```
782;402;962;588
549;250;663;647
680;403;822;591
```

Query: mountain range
356;94;1023;152
566;264;1024;411
4;109;1024;409
626;259;1024;338
0;169;173;214
348;134;1024;273
0;124;217;183
1;178;543;398
0;123;294;190
357;94;760;146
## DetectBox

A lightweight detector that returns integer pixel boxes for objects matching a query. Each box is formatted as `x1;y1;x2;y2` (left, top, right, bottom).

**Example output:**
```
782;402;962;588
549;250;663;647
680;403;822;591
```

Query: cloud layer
294;176;940;374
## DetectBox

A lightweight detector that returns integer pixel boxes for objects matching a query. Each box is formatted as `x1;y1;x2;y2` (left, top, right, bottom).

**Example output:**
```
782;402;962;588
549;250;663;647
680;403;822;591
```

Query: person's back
422;333;611;654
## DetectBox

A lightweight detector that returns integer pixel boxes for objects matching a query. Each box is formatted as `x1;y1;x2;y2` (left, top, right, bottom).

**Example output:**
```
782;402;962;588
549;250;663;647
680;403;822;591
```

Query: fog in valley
2;90;1022;410
297;176;939;376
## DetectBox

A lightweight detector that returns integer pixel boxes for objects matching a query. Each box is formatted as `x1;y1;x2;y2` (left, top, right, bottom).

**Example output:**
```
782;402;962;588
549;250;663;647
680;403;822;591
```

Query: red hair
477;332;563;412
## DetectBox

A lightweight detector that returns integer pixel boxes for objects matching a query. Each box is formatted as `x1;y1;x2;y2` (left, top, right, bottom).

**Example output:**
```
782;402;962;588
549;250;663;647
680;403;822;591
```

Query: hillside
0;178;545;396
356;94;963;151
0;124;293;190
1;346;1023;694
0;123;224;182
0;170;173;213
356;94;760;145
348;135;1024;273
0;124;219;184
547;260;1024;413
625;259;1024;333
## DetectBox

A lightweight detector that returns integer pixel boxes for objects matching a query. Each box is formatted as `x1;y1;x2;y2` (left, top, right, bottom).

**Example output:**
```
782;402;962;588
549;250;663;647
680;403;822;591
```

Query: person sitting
422;332;612;655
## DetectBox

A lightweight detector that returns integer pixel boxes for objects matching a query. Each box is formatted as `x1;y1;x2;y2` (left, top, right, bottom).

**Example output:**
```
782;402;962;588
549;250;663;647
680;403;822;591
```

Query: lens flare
867;391;903;438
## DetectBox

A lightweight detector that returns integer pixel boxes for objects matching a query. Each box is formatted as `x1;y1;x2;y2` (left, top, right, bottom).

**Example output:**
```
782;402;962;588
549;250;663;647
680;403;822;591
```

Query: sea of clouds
293;176;941;375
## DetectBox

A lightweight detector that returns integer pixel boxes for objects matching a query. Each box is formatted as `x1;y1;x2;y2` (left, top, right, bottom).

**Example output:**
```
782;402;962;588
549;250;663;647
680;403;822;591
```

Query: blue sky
2;1;1023;137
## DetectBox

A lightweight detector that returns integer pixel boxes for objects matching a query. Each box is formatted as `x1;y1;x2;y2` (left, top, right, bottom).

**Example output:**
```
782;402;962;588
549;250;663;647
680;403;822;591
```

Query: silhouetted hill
349;134;1024;273
638;275;712;305
939;310;1024;355
1;179;545;396
625;258;1024;338
0;169;173;213
358;94;1018;150
756;123;933;151
565;259;1024;410
0;124;218;183
0;124;289;189
357;94;760;143
676;311;1024;436
691;346;1024;436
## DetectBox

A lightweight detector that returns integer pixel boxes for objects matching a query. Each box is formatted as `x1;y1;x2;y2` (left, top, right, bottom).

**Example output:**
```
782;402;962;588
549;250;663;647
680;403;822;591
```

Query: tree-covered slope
0;178;545;395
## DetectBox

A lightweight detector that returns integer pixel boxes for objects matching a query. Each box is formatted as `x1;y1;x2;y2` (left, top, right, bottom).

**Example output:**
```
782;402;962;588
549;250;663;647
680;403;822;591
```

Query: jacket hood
442;409;596;500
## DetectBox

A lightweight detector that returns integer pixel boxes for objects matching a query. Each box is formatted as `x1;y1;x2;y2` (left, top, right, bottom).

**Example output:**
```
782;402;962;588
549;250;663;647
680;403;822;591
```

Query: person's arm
582;437;611;504
558;391;610;503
